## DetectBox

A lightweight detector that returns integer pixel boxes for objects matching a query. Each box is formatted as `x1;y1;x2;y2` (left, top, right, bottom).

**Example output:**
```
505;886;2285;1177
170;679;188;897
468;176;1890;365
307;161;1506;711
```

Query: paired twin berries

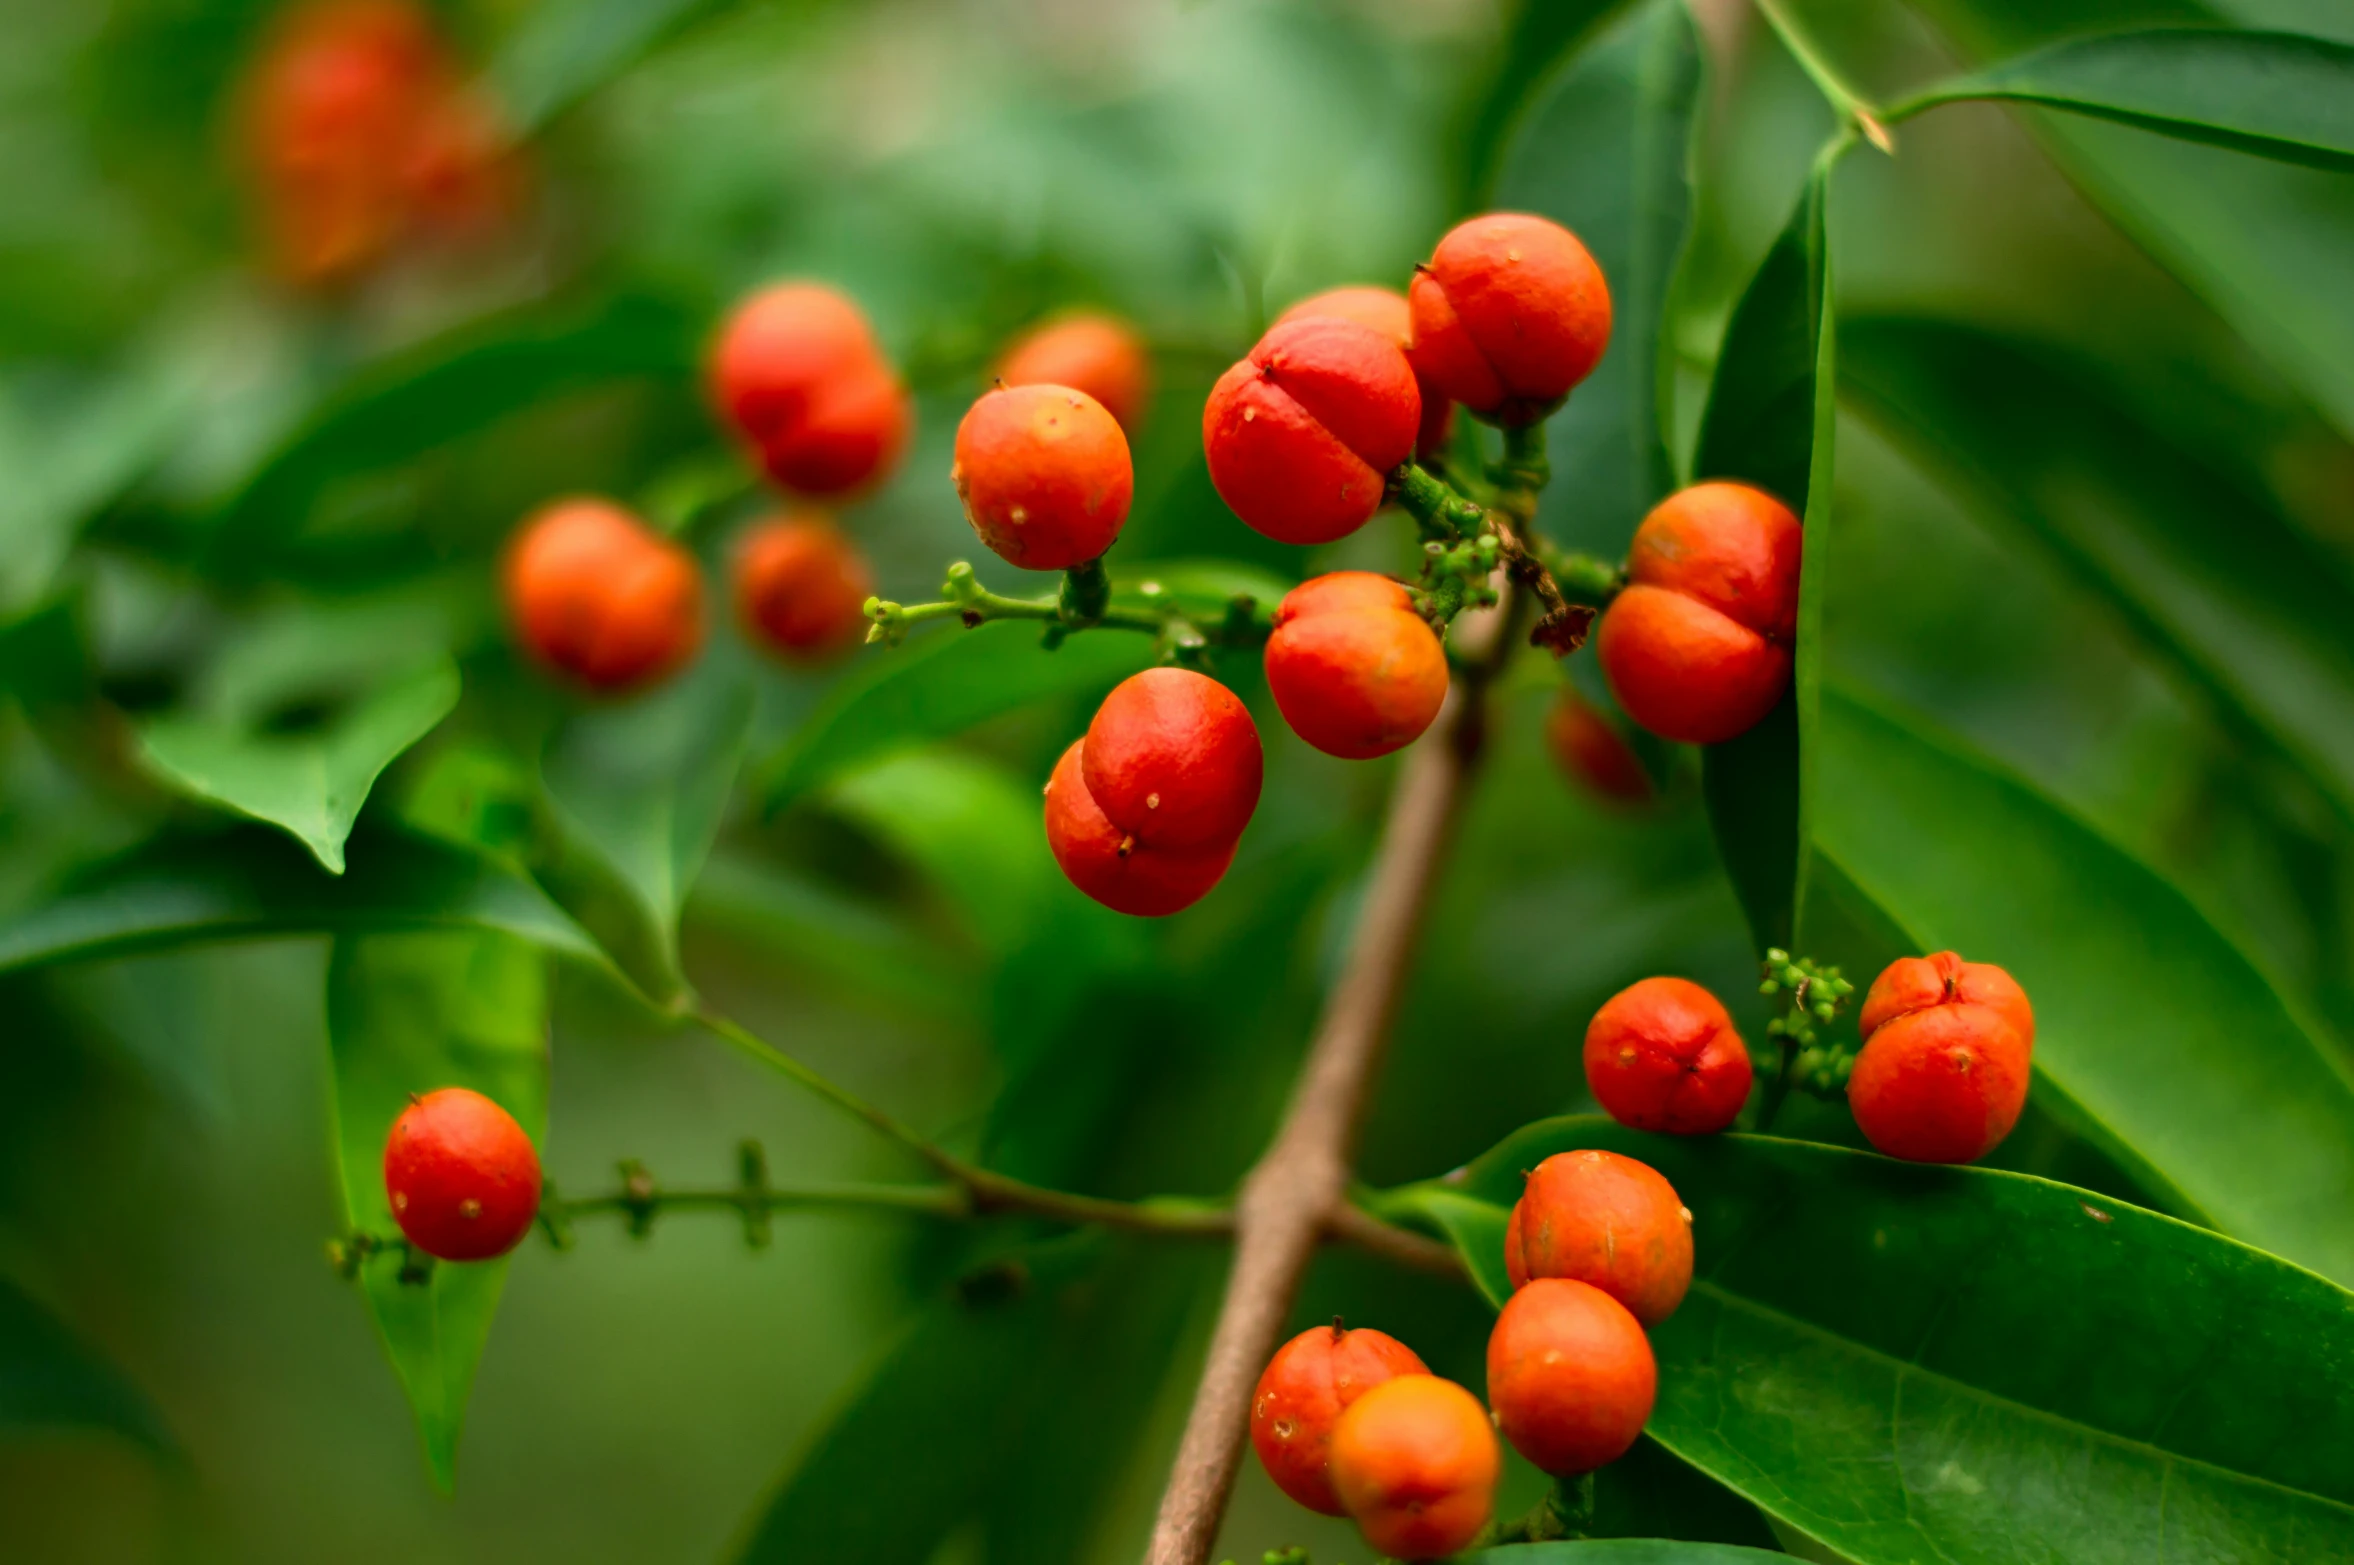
1252;1149;1689;1558
1592;951;2036;1164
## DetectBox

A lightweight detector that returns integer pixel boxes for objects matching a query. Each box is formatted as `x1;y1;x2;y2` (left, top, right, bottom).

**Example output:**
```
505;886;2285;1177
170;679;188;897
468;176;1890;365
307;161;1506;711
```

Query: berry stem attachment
1754;948;1859;1128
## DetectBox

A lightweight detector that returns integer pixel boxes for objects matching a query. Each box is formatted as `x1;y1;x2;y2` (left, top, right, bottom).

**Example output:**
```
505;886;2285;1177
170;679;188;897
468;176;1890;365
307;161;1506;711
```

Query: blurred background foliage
1;0;2352;1561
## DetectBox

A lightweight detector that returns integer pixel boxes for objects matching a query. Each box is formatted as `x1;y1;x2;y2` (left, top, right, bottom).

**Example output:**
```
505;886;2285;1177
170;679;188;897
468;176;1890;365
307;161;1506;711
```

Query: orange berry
1081;668;1262;853
952;383;1134;571
1043;741;1234;917
1328;1375;1499;1561
504;498;703;691
1505;1149;1693;1325
1202;316;1421;546
1850;952;2034;1164
1596;481;1801;745
1546;690;1653;805
1487;1279;1656;1476
994;312;1152;433
1250;1323;1430;1516
734;513;872;660
710;283;912;497
1408;213;1612;425
1584;976;1753;1136
1264;572;1448;760
384;1087;542;1262
1276;285;1454;459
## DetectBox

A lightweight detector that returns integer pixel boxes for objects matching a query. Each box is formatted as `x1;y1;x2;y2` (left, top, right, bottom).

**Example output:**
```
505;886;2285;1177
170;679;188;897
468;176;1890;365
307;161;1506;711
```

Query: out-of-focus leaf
326;930;549;1491
758;560;1285;815
1810;683;2354;1284
0;825;604;976
1693;152;1838;954
1398;1118;2354;1565
0;366;191;615
1893;28;2354;171
731;1237;1107;1565
538;665;753;1004
686;854;980;1024
204;295;696;574
1451;0;1628;210
0;1273;178;1458
1494;0;1703;557
493;0;750;133
1844;318;2354;823
1464;1544;1788;1564
818;749;1057;956
136;659;461;873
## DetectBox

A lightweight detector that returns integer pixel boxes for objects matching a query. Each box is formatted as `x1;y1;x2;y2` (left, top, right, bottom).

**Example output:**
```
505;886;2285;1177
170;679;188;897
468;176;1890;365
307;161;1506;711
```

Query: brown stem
1143;589;1516;1565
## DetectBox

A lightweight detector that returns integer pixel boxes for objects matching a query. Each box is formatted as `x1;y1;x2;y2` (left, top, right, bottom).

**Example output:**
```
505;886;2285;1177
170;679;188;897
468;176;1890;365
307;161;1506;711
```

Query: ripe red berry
1584;975;1753;1136
993;311;1152;433
952;383;1134;571
734;513;872;660
383;1087;542;1261
1546;690;1654;805
1595;481;1802;745
1850;952;2034;1164
504;498;703;691
1505;1149;1693;1325
1408;213;1612;425
1263;573;1448;760
1275;286;1454;459
1250;1323;1430;1516
1081;668;1262;853
1043;741;1235;917
1487;1278;1656;1476
1202;315;1421;546
1328;1375;1499;1561
710;283;912;497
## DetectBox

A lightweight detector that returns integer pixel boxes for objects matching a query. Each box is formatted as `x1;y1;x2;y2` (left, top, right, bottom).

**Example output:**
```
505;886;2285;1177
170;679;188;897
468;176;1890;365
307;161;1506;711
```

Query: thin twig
1144;584;1520;1565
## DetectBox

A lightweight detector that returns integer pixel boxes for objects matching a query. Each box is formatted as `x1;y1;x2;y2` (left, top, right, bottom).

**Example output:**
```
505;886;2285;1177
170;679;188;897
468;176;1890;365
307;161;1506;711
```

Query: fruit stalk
1144;586;1520;1565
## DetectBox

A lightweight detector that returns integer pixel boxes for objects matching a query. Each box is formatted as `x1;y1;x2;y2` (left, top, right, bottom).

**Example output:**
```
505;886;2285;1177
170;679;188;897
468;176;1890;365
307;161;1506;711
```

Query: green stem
690;1001;966;1182
1490;422;1551;526
1389;462;1487;541
1756;0;1894;152
865;561;1271;653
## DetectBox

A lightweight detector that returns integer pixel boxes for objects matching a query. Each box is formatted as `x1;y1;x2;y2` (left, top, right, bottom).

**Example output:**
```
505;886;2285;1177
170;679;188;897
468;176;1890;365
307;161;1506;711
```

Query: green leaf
1892;28;2354;172
1398;1118;2354;1565
0;1273;178;1459
817;749;1058;957
1451;0;1629;210
204;295;696;574
731;1238;1108;1565
0;825;604;977
136;659;461;874
326;931;549;1491
756;622;1142;815
1811;682;2354;1284
538;665;753;1004
1492;0;1703;556
1693;149;1839;954
1464;1544;1788;1564
1843;317;2354;825
493;0;749;134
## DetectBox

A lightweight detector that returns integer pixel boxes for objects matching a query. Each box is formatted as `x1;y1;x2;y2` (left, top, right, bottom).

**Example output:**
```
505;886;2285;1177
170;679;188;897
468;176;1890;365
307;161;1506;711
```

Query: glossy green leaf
1811;682;2354;1283
1465;1544;1787;1564
204;295;696;573
1892;28;2354;172
1843;317;2354;824
1398;1117;2354;1565
0;1273;178;1458
538;666;753;1004
731;1238;1107;1565
494;0;748;133
326;931;549;1491
1693;150;1838;954
136;659;461;873
818;749;1057;957
0;825;604;976
1494;0;1703;557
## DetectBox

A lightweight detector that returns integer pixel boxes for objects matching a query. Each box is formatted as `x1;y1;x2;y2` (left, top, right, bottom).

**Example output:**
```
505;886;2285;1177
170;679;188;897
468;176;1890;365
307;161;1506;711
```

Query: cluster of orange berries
240;0;520;287
1588;951;2036;1164
1251;1147;1686;1557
